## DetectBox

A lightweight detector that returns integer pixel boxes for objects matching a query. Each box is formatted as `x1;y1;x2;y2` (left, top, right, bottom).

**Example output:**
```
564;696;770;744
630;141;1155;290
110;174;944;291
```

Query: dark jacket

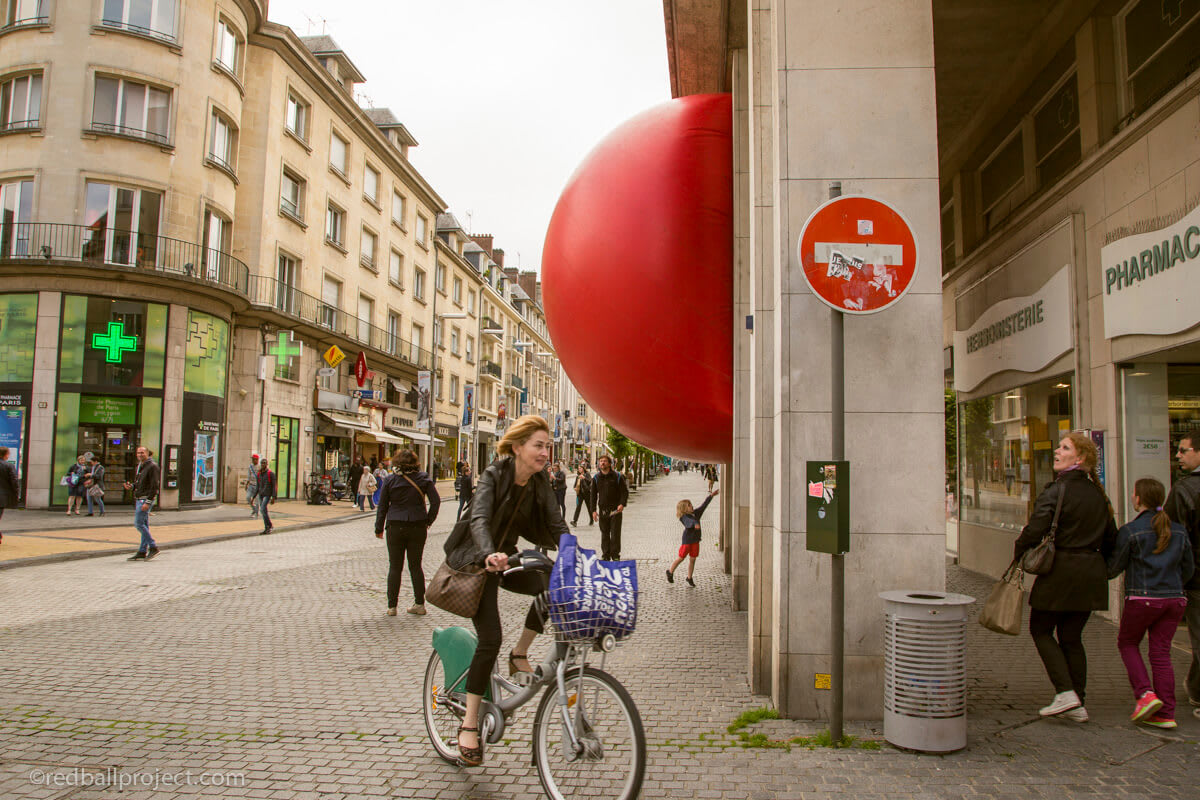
445;456;566;569
591;469;628;512
552;469;567;492
257;468;277;501
375;469;440;532
574;472;593;496
131;458;160;501
1107;510;1194;598
681;493;715;545
454;472;474;498
348;462;364;492
87;463;105;491
1014;469;1118;611
1164;468;1200;591
0;459;18;508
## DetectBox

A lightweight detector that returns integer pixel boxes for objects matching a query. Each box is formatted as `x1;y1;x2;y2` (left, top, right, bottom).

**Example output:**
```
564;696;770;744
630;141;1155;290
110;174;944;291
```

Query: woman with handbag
443;414;567;767
84;455;106;516
1013;431;1118;721
66;455;88;515
375;449;439;617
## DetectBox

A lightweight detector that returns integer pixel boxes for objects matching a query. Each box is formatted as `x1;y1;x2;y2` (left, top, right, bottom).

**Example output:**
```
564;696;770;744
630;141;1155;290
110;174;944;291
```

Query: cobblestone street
1;472;1197;799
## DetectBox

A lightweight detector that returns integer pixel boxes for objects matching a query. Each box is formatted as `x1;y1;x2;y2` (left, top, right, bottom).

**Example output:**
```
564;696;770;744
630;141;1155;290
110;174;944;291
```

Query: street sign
797;195;918;315
355;351;368;387
317;367;336;378
323;345;345;368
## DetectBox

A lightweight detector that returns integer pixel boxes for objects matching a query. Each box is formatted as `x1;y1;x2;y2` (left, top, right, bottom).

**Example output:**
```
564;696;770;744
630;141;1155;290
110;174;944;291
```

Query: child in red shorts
667;488;718;587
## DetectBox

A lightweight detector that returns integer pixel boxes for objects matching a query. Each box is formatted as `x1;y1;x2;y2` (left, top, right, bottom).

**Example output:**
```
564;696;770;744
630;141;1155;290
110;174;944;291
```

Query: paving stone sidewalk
0;472;1196;799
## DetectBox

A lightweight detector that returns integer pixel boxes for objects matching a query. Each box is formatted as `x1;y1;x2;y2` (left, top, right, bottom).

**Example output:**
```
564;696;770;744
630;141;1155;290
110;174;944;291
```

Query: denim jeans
1117;596;1187;717
260;496;272;530
134;499;155;553
86;491;105;515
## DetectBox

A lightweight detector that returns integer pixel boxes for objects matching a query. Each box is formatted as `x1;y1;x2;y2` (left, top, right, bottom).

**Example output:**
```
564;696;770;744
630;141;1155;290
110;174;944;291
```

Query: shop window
82;182;162;267
285;91;309;141
101;0;178;42
4;0;46;28
0;71;41;131
0;178;33;257
957;374;1074;532
184;310;228;397
1121;0;1200;116
91;75;171;145
207;110;237;175
0;293;37;382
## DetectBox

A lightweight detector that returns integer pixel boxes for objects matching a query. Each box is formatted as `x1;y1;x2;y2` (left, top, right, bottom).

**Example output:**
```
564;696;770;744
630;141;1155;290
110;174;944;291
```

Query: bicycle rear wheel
422;649;465;764
532;666;645;800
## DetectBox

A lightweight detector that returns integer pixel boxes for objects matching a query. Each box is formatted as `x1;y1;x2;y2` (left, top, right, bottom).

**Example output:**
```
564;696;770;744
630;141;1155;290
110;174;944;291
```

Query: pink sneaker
1131;691;1164;722
1142;713;1177;729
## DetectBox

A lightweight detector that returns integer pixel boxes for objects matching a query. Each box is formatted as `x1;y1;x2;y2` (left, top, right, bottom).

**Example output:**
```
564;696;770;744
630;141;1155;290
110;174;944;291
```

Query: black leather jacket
444;456;566;569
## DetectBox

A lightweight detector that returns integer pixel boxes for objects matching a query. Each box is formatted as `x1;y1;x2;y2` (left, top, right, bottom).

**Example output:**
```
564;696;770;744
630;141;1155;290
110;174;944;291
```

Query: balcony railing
98;18;178;44
508;374;524;391
480;359;502;380
481;316;502;335
89;121;171;147
247;274;433;369
0;222;248;294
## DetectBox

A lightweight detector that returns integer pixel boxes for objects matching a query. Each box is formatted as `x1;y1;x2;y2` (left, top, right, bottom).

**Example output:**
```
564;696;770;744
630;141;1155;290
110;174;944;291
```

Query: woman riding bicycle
443;414;568;766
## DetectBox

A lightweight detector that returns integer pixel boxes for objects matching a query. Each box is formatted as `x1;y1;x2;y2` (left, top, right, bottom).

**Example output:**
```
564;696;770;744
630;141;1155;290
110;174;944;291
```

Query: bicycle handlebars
504;549;554;574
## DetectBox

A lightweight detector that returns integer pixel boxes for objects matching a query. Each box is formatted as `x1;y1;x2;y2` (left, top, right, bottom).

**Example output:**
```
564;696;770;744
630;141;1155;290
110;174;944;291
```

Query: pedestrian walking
123;446;160;561
0;446;18;546
84;454;106;517
257;458;276;534
373;459;390;508
551;461;567;519
1013;432;1117;722
65;455;87;515
246;453;260;517
1163;428;1200;716
1107;477;1194;729
348;457;364;504
667;488;718;587
374;449;439;617
591;454;629;561
358;466;377;511
455;463;474;520
570;465;594;526
704;463;717;493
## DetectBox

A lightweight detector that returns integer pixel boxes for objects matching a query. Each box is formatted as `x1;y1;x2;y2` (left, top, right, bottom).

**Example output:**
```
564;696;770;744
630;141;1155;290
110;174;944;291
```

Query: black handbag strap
1047;481;1067;540
497;481;531;552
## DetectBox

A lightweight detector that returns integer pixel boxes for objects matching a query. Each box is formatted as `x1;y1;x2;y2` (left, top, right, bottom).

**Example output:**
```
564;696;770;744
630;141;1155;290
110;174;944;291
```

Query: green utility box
806;460;850;554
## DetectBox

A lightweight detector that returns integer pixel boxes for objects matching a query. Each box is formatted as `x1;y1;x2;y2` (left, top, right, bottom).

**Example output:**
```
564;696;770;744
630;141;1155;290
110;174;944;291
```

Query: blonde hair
497;414;550;457
676;499;694;519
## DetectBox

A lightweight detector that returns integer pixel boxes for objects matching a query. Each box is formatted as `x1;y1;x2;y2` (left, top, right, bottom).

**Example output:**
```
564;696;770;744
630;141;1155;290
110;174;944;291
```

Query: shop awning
388;427;446;446
357;430;407;445
319;410;371;432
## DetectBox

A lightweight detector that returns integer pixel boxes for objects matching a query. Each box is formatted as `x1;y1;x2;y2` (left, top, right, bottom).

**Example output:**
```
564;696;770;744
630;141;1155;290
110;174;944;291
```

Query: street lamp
429;311;467;476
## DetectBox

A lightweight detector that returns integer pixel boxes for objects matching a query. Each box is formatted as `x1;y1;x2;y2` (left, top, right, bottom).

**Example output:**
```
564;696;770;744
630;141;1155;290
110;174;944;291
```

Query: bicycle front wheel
422;649;465;764
532;667;645;800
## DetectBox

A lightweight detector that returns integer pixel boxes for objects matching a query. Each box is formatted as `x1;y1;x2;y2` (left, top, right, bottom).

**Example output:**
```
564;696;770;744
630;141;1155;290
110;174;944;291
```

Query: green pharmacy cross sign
91;321;139;364
268;330;303;367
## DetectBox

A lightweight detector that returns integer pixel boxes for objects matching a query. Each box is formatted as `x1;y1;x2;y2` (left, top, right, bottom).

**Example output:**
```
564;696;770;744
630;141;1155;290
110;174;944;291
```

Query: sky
267;1;672;273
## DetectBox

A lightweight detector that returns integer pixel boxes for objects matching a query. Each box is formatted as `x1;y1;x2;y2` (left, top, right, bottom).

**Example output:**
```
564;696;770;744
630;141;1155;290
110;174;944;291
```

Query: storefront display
270;415;299;499
180;310;228;503
0;294;38;498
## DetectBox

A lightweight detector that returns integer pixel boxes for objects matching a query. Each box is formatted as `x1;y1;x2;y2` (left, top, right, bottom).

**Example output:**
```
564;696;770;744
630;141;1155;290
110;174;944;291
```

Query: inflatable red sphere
542;94;732;463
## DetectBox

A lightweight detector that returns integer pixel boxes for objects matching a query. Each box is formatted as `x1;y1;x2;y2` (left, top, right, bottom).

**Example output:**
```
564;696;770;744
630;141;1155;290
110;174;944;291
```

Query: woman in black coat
444;414;567;766
374;449;440;616
1013;431;1117;721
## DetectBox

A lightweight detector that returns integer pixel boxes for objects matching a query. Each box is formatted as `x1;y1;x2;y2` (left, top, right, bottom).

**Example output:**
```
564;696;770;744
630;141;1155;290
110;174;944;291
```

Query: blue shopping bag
548;533;638;640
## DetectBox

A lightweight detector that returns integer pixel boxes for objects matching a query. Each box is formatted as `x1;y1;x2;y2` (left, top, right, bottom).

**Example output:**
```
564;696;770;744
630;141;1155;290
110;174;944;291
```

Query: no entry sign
797;195;918;314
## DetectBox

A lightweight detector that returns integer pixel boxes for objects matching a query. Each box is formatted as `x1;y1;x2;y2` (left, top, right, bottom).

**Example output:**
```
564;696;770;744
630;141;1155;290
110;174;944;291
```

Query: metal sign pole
828;180;845;744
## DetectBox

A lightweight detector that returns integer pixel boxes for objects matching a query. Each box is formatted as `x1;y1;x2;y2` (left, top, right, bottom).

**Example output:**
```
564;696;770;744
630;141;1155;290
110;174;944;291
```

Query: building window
391;190;406;227
389;249;403;287
329;131;348;176
320;275;341;329
435;263;446;293
387;311;401;355
101;0;177;41
0;72;41;130
450;327;460;355
940;201;955;274
357;294;373;344
414;267;425;301
1121;0;1200;116
276;253;298;314
452;277;462;306
285;92;309;141
411;323;424;355
0;178;33;257
979;131;1024;234
207;110;236;174
1033;71;1080;191
467;289;476;313
360;227;376;269
465;335;474;364
280;169;304;221
363;165;379;204
4;0;47;28
91;76;171;145
214;18;242;77
82;181;162;266
416;214;428;246
450;375;459;404
325;203;345;248
201;208;231;281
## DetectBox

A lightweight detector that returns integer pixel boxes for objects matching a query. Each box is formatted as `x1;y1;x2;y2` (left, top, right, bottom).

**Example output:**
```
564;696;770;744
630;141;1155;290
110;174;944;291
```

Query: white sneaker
1039;690;1082;717
407;604;427;615
1061;706;1088;723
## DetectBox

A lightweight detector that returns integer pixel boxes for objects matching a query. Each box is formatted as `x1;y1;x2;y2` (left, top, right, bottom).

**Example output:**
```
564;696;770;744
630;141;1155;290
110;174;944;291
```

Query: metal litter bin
879;590;975;753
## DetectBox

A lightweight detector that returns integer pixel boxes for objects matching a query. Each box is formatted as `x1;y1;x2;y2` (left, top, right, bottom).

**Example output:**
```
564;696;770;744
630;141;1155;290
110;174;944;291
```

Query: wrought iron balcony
508;373;524;391
480;359;502;380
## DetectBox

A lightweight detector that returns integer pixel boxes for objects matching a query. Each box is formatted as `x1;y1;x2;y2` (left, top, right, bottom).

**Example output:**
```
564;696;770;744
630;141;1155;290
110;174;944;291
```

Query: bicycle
422;550;646;800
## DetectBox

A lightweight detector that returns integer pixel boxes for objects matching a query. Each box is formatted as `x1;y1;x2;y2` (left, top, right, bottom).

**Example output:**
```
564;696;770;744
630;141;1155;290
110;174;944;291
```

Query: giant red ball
542;94;732;463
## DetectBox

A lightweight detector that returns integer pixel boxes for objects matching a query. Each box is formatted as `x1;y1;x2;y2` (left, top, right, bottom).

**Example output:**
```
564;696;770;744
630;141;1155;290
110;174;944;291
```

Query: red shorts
678;542;700;558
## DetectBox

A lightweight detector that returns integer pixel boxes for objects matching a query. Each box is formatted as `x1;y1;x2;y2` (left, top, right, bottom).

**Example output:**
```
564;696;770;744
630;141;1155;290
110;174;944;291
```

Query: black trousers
572;492;594;524
598;509;623;560
385;521;427;607
466;570;548;695
1029;609;1092;702
554;488;567;519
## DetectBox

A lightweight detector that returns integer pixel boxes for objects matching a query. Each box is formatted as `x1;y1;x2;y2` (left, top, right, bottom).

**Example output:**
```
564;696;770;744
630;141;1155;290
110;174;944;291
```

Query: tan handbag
978;559;1025;635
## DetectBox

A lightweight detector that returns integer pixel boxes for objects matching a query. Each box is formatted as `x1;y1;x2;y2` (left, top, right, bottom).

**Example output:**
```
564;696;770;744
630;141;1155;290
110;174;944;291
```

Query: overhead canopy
357;430;407;446
388;427;446;446
319;410;370;432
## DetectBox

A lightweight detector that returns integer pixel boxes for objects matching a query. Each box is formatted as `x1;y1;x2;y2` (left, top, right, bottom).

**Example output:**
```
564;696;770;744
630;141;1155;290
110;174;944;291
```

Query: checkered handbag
425;559;486;618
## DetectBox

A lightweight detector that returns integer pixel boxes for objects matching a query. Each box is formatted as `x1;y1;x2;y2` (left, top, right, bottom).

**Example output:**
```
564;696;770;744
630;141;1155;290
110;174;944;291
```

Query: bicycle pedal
511;670;535;688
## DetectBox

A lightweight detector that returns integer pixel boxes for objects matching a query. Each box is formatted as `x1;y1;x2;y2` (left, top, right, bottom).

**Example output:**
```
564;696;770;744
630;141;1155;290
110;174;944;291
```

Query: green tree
962;396;994;509
945;389;958;494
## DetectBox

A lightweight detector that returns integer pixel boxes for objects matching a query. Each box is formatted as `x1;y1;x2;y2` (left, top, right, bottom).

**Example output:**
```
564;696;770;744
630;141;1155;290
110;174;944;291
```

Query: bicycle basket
547;533;638;642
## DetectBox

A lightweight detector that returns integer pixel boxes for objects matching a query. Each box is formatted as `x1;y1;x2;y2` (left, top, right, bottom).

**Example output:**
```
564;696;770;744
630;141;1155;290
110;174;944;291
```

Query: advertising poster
497;400;508;435
554;414;562;441
416;370;431;430
461;384;474;433
192;425;219;501
0;407;24;479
